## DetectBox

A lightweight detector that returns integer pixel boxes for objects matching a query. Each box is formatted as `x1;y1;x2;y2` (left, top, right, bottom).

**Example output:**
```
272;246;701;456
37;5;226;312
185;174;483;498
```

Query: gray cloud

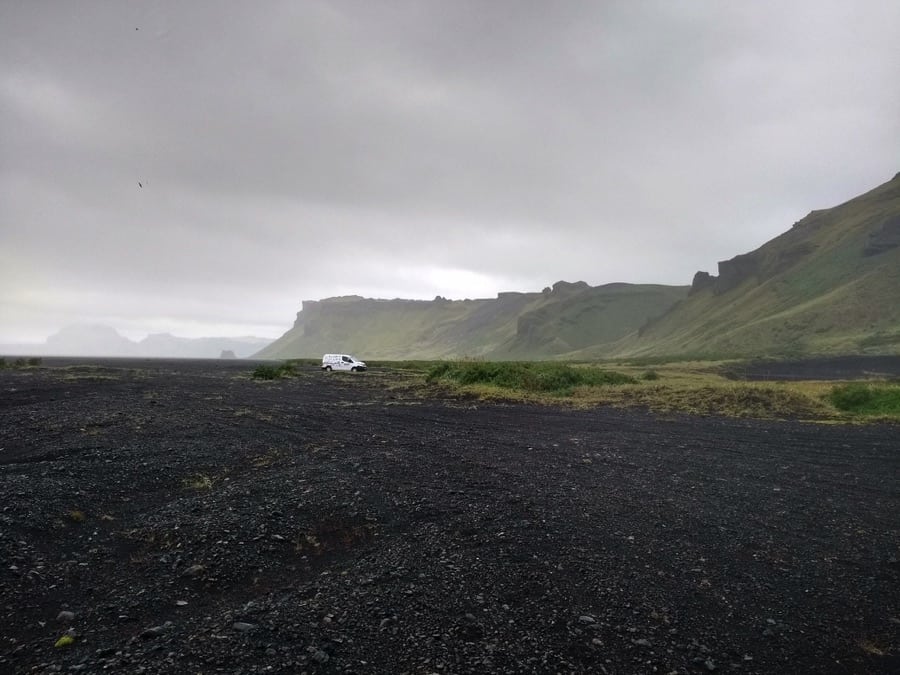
2;1;898;341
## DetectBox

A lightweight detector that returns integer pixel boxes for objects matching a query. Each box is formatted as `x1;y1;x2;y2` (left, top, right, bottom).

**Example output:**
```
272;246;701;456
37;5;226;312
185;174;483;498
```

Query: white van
321;354;367;372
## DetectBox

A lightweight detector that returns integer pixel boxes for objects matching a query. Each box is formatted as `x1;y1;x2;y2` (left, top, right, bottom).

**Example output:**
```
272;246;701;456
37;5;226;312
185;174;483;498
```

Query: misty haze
1;3;898;674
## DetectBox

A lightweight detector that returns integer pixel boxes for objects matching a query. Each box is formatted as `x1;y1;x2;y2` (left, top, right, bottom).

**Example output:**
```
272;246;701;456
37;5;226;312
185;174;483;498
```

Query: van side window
342;356;351;362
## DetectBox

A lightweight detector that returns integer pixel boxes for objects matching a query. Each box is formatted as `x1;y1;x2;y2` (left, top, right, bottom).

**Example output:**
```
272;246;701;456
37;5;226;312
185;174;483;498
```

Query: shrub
276;361;297;377
252;362;296;380
253;365;280;380
641;370;660;381
27;357;42;366
830;383;900;415
426;361;635;395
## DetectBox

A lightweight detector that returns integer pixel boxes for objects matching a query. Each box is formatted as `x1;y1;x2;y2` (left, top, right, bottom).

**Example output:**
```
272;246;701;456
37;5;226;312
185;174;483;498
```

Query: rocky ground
0;358;898;674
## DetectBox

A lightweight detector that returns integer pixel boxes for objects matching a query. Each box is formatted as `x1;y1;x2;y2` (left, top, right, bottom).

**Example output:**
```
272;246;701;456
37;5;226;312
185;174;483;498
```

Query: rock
632;638;652;648
690;271;716;295
311;649;330;664
864;214;900;256
57;610;76;623
704;658;717;671
233;622;256;632
140;623;171;639
181;564;205;578
715;251;761;294
578;615;596;624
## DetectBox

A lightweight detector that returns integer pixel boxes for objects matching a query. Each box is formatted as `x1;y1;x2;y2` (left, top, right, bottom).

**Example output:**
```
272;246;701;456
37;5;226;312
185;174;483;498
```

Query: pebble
57;611;76;623
181;564;205;578
233;622;256;632
140;622;173;639
578;615;596;624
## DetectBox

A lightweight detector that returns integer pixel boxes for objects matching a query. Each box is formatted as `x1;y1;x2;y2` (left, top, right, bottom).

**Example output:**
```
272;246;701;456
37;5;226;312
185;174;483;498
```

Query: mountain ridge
257;282;690;360
260;171;900;362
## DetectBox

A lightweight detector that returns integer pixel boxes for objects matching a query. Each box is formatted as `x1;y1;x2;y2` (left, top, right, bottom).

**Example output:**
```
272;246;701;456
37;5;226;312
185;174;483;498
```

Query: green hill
604;172;900;359
256;282;689;360
260;173;899;362
496;283;689;358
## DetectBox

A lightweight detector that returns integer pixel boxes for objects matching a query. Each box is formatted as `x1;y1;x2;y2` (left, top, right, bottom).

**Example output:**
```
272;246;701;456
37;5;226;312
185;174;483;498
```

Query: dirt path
1;360;897;673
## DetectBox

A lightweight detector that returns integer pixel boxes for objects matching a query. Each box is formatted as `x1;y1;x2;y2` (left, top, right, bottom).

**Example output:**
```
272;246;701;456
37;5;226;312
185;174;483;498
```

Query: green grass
830;383;900;416
426;361;635;395
252;362;296;380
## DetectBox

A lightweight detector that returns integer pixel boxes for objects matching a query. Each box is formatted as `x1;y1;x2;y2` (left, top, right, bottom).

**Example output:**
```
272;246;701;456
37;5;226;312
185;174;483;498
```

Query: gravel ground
0;359;898;674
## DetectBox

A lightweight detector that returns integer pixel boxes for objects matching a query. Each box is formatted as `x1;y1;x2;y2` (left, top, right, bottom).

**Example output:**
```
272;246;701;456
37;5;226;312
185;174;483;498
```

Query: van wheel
324;366;331;371
351;366;358;372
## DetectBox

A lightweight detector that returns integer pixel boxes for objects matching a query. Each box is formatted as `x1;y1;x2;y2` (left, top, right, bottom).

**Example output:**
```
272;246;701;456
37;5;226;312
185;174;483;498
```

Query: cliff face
690;230;818;296
256;282;688;360
864;213;900;256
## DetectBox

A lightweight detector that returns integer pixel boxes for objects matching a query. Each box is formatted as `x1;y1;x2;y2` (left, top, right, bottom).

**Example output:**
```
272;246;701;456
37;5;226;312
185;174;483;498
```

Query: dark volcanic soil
726;355;900;381
1;359;898;674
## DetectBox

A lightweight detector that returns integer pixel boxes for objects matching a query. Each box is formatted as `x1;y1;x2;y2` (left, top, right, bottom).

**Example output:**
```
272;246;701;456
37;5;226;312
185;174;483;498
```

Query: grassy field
385;359;900;422
426;361;635;393
248;357;900;422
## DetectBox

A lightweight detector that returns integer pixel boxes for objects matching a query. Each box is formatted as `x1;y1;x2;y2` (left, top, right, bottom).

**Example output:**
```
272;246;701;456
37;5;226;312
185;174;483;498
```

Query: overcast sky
2;1;898;342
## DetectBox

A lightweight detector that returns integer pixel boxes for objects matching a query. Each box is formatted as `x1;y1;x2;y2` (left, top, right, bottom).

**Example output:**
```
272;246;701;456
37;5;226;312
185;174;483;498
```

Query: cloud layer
2;1;898;341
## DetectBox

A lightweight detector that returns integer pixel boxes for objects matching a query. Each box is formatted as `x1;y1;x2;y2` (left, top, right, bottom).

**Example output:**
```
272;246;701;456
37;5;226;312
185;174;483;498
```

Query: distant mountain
136;333;272;359
3;326;273;359
604;172;900;359
256;281;690;360
45;324;136;357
